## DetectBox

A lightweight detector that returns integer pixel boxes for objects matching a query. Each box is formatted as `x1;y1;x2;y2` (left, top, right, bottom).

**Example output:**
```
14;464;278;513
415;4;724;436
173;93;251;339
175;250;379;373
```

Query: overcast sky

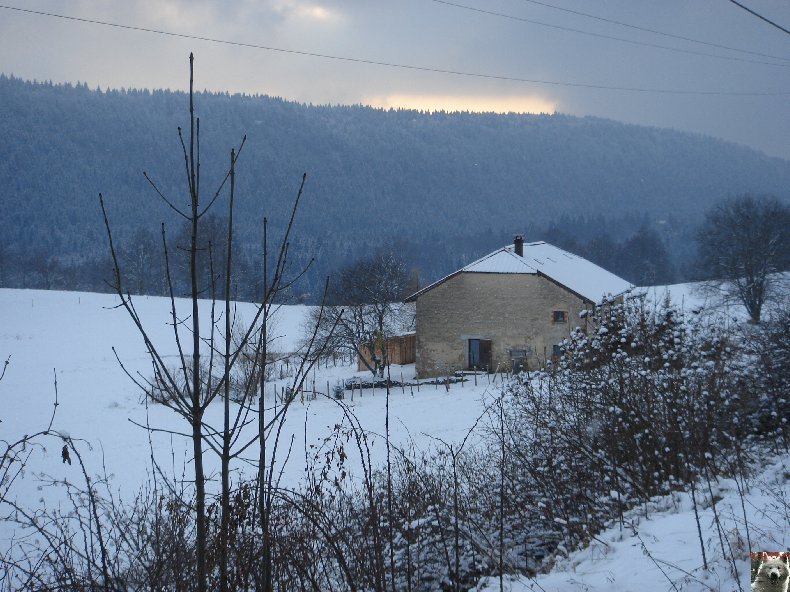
1;1;789;159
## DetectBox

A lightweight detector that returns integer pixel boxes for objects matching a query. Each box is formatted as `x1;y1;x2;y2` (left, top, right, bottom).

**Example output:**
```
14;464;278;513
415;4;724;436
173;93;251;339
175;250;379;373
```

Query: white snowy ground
0;288;498;519
2;284;787;592
477;457;789;592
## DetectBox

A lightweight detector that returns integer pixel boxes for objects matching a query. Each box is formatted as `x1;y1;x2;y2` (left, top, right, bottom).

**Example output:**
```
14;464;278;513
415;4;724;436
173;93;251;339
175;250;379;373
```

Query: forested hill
1;75;789;300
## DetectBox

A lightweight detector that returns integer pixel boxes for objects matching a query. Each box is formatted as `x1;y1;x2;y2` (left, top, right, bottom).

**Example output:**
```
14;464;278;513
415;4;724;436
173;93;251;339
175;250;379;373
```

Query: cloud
294;4;341;23
107;0;221;31
270;1;343;25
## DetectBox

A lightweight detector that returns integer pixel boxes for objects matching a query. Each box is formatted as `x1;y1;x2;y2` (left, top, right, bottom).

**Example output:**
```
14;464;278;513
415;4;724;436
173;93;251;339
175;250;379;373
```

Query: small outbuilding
357;332;417;371
405;237;631;377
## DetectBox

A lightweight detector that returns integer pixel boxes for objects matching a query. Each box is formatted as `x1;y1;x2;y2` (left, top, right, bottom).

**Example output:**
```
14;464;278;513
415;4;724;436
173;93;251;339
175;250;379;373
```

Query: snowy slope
477;457;788;591
0;288;497;515
1;287;785;592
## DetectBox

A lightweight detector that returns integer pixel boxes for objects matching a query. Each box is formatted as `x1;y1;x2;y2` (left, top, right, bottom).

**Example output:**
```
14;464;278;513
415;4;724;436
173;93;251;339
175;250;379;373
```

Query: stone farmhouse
405;237;631;378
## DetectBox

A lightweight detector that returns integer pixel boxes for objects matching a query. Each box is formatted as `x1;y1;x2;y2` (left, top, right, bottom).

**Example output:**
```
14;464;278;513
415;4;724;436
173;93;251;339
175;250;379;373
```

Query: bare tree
119;227;167;296
696;194;790;323
307;251;412;376
100;53;327;592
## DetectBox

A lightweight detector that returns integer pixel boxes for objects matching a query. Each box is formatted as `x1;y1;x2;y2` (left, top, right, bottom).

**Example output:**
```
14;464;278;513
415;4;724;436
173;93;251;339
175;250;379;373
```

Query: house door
468;339;492;370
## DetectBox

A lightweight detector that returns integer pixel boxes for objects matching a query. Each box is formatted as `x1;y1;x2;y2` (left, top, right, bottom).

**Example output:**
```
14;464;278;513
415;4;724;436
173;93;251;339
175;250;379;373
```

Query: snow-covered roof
406;241;631;303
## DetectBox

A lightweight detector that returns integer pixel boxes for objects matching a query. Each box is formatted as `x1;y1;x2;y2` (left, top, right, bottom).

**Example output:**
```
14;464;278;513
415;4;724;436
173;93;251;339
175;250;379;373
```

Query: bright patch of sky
365;93;557;114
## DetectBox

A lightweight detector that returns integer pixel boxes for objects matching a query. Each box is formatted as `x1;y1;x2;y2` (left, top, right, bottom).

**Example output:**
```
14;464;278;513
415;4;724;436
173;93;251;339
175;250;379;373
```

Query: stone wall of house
414;272;590;378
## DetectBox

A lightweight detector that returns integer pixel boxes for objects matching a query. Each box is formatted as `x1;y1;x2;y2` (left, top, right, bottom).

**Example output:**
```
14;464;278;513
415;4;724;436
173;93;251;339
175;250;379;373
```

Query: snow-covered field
2;285;787;591
0;287;498;508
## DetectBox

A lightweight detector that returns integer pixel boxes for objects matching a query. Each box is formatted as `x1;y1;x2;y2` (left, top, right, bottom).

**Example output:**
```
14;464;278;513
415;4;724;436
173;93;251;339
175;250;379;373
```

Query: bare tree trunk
219;147;237;592
452;450;461;592
385;365;396;592
184;52;209;592
259;218;273;592
96;52;321;592
499;397;505;592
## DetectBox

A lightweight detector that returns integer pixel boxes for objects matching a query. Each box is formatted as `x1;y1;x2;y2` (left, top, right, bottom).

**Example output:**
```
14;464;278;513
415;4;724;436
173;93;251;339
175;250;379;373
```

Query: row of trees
1;195;784;326
0;212;680;301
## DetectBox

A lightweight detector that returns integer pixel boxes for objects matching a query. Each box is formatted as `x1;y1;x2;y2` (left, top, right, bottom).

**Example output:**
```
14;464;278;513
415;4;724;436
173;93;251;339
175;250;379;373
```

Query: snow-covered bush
742;305;790;451
498;294;760;561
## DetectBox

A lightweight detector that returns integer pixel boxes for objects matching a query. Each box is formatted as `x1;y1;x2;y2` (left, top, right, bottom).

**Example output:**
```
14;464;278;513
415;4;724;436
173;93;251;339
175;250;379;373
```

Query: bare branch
142;172;189;219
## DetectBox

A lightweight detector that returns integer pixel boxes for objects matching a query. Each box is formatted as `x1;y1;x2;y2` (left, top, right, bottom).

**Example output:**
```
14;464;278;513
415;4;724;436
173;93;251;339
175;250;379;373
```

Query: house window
552;344;562;358
552;310;567;323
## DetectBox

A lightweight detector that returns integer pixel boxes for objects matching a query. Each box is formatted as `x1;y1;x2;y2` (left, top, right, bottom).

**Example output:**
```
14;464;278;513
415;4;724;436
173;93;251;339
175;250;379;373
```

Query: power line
1;4;788;97
430;0;789;67
726;0;790;36
516;0;790;62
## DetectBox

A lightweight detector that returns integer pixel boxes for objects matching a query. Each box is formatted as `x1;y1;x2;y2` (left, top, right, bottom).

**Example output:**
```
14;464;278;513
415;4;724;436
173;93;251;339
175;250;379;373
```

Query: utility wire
1;4;788;97
430;0;789;67
726;0;790;36
515;0;790;62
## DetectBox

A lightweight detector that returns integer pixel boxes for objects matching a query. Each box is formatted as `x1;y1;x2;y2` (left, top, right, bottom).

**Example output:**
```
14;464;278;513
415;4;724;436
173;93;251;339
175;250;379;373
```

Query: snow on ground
2;287;786;591
477;456;789;592
0;288;497;518
636;274;789;323
636;281;739;318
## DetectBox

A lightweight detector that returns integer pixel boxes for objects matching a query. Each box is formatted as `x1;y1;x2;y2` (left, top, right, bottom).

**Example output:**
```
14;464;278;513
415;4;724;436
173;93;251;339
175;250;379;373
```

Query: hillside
2;75;790;299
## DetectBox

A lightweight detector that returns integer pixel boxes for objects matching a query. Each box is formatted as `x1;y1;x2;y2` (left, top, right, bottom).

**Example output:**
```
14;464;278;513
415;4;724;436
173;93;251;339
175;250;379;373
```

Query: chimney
513;235;524;257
